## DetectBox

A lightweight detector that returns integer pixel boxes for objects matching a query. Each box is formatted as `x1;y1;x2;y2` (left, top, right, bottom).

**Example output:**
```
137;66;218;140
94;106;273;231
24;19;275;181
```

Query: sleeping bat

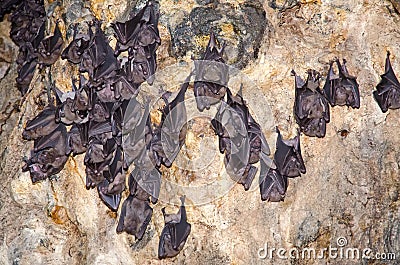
16;60;37;95
293;69;330;138
66;124;87;156
123;101;151;169
259;161;287;202
194;32;228;111
97;146;125;211
129;166;161;204
373;51;400;112
274;127;306;178
156;79;190;168
212;88;274;190
259;127;305;201
37;21;64;66
116;195;153;240
23;124;69;183
54;87;89;125
61;24;90;64
158;196;191;259
113;73;140;100
22;105;59;140
322;58;360;108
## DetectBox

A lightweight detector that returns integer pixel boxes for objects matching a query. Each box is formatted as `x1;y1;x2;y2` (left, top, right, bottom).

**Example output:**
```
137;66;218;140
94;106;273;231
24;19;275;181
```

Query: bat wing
373;52;400;112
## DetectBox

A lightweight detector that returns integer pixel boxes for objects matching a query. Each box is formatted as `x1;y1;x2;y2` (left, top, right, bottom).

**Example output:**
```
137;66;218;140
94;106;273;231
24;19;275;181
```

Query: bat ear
385;51;392;72
180;195;186;205
52;86;64;105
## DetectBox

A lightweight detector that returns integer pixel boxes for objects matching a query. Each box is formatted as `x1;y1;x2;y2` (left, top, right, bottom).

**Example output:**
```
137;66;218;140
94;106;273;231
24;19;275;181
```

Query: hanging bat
293;69;330;138
113;73;140;100
274;127;306;178
61;24;90;64
373;51;400;112
23;124;69;183
129;166;161;204
116;195;153;240
322;58;360;108
158;196;191;259
194;32;228;111
123;101;151;169
157;79;190;168
37;21;64;66
16;60;37;95
97;147;125;211
66;124;87;156
22;105;59;140
259;160;287;202
111;4;145;55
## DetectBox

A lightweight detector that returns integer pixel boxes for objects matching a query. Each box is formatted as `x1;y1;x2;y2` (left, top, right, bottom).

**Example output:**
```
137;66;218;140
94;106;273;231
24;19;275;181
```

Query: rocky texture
0;0;400;264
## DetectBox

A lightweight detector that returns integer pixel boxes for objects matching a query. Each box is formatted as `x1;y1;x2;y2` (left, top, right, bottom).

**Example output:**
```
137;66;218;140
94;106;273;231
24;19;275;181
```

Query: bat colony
1;0;399;260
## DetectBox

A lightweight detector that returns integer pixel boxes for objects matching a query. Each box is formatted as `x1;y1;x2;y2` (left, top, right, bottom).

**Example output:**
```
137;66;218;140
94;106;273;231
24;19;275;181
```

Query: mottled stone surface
0;0;400;264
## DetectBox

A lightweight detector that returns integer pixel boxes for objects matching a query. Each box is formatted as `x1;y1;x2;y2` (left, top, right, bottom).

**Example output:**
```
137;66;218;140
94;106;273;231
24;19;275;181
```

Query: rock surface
0;0;400;264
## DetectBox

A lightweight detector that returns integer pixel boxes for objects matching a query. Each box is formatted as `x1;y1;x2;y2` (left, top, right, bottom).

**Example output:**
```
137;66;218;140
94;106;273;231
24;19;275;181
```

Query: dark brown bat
66;124;87;156
259;127;305;202
61;25;90;64
97;147;125;211
274;127;306;178
373;51;400;112
156;80;190;168
129;166;161;204
212;88;274;190
23;124;69;183
123;101;151;169
22;105;59;141
116;195;153;240
293;69;330;138
194;32;228;112
37;21;64;66
259;161;287;202
322;58;360;108
0;0;22;21
158;196;191;259
16;60;37;95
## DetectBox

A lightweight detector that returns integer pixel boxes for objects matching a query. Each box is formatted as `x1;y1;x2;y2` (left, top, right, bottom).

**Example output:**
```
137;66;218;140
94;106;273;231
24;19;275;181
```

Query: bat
111;8;144;54
156;79;190;167
212;87;274;190
194;32;228;111
293;69;330;138
37;21;64;66
97;147;125;211
0;0;22;21
274;127;306;178
373;51;400;112
123;101;151;168
16;60;37;95
66;124;87;156
129;166;161;204
259;161;288;202
61;24;90;64
259;127;305;202
116;195;153;240
23;123;69;183
22;105;59;140
158;196;191;259
322;58;360;108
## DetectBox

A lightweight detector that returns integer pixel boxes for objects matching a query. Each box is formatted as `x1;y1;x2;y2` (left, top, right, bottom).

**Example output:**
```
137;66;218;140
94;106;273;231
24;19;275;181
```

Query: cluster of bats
2;0;400;260
6;0;64;95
